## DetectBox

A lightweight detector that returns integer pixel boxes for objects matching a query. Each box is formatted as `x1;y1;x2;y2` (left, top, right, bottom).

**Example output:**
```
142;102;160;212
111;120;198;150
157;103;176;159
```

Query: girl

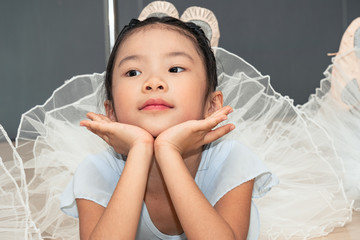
4;2;356;239
59;16;275;240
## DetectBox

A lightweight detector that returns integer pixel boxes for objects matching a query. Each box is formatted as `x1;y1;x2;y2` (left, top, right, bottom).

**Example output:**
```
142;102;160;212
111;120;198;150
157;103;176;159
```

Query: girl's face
106;26;219;137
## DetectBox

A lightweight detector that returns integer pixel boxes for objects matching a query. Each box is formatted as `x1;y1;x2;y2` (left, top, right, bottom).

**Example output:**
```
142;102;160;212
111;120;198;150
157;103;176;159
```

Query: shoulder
200;139;261;171
197;139;277;205
60;150;125;217
73;150;125;196
74;150;125;181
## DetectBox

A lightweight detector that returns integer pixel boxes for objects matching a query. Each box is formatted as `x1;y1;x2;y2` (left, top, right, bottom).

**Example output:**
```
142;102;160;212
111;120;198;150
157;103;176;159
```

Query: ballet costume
0;1;359;239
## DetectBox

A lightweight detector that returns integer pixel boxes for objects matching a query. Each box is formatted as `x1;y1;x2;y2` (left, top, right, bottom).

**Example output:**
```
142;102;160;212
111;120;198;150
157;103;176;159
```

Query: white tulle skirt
0;47;359;240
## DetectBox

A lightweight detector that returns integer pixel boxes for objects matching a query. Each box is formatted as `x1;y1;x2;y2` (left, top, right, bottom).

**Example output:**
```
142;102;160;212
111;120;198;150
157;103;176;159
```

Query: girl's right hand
154;106;234;157
80;112;154;155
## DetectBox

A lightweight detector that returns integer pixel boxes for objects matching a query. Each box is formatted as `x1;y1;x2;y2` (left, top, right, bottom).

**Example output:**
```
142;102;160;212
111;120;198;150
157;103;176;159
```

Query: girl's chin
148;128;165;138
143;125;172;138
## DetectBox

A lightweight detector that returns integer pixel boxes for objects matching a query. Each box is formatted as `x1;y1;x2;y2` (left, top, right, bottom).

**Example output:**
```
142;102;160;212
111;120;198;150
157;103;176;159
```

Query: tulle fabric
0;126;41;239
215;48;353;239
301;48;360;210
0;47;358;239
9;73;109;239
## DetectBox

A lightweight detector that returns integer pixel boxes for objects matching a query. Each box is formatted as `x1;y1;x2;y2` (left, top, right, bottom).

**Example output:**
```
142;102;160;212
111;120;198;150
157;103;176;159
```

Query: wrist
154;143;182;166
131;136;154;150
154;139;179;154
129;141;154;160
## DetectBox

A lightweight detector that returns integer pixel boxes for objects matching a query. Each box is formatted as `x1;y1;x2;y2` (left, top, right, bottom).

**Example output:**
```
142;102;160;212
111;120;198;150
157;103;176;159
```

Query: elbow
220;228;243;240
229;227;249;240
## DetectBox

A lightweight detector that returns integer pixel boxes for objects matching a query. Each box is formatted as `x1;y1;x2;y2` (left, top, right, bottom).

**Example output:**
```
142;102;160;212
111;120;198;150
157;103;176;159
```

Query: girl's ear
204;90;223;118
104;100;117;121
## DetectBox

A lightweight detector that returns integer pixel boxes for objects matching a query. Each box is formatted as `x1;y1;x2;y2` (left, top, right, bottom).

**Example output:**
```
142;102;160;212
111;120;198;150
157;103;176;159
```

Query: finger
205;107;233;125
209;106;233;118
207;106;234;127
96;113;112;123
81;120;111;135
83;122;113;144
85;112;97;120
80;119;91;127
201;113;229;131
86;112;109;123
204;123;235;144
80;118;101;130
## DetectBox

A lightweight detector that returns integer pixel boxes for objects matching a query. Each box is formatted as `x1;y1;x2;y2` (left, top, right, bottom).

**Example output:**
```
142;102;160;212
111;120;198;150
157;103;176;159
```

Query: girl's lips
142;105;172;110
140;98;174;110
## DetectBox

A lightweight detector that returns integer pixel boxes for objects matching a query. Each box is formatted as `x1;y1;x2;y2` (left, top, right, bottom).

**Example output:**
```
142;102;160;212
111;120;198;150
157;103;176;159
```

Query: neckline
140;144;212;239
142;203;187;239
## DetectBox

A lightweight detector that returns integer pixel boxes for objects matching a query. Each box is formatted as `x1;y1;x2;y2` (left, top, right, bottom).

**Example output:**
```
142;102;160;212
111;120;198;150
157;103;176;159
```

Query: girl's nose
142;77;168;92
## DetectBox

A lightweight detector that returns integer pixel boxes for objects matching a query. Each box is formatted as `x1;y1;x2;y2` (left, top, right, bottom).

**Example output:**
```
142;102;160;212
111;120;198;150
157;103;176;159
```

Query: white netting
215;48;353;239
301;48;360;211
0;126;41;239
0;48;358;239
12;73;108;239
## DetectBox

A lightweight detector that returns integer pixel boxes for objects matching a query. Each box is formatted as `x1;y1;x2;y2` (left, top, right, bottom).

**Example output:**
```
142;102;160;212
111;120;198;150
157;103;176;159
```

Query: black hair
105;16;218;104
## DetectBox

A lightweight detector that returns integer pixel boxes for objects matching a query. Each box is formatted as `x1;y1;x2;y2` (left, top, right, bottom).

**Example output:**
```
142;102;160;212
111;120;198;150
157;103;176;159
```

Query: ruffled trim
180;6;220;47
0;126;42;239
138;1;179;21
213;47;353;238
0;46;357;239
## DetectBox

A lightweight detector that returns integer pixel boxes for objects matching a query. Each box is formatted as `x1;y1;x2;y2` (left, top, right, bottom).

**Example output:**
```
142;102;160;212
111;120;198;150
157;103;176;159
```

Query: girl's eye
169;67;184;73
126;70;141;77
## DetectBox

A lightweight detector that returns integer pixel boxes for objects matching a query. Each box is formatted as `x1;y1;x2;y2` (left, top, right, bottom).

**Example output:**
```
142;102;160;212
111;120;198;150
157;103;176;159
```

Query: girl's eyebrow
117;55;140;68
117;51;194;68
166;51;194;62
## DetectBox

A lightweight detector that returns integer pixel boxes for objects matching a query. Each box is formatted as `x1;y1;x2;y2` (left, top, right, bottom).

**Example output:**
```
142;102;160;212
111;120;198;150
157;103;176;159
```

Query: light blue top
60;139;277;239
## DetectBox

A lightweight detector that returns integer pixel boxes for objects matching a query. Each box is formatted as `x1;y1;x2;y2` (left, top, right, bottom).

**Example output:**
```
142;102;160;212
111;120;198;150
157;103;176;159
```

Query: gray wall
0;0;106;139
117;0;360;106
1;0;360;139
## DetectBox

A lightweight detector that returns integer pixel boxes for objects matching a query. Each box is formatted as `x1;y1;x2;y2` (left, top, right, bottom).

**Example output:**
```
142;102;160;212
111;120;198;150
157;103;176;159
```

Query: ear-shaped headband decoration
138;1;220;47
330;17;360;109
138;1;179;20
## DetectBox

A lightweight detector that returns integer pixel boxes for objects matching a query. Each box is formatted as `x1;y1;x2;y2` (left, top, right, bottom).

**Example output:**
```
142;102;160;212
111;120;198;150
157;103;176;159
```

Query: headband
138;1;220;47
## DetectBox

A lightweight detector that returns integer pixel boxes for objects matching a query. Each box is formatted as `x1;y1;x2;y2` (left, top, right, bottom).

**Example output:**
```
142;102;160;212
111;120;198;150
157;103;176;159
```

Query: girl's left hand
154;106;235;156
80;112;154;155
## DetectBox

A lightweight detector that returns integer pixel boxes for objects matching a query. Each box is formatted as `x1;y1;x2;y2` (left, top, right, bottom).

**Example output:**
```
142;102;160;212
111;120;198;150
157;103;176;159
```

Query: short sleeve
196;140;278;240
196;139;278;206
59;151;125;218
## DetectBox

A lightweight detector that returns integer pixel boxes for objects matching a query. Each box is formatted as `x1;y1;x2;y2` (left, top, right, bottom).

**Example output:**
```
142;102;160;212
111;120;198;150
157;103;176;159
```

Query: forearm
89;144;153;240
155;147;236;240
